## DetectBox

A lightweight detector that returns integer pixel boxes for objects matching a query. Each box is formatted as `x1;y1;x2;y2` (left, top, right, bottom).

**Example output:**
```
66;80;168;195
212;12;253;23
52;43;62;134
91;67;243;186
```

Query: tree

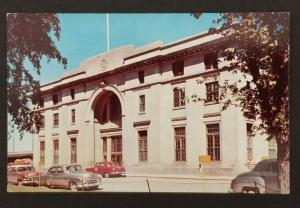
193;13;289;193
7;13;67;138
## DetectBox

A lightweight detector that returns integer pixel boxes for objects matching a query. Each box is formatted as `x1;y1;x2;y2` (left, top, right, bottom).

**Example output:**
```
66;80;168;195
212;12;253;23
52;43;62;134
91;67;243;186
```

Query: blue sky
8;13;218;152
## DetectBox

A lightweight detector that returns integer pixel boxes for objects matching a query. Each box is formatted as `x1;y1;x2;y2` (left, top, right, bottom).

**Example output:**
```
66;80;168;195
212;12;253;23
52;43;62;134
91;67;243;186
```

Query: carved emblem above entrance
100;59;108;71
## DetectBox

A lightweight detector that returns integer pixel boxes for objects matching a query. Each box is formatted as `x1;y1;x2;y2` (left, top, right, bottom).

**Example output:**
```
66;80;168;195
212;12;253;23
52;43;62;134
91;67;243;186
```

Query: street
96;176;232;193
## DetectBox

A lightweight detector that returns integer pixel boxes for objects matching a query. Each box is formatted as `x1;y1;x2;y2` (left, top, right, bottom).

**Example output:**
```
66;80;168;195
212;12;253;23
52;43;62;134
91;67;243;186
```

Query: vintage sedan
7;164;40;186
229;159;279;194
40;164;102;191
86;161;126;178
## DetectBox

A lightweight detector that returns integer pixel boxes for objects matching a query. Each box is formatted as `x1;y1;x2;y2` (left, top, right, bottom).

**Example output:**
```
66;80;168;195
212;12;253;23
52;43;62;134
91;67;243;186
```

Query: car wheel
46;179;51;188
69;181;77;191
17;180;22;187
104;173;110;178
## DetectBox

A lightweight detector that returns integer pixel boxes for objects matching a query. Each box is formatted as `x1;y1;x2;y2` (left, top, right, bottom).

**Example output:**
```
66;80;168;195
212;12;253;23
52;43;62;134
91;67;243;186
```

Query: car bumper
110;171;126;176
21;178;39;185
76;181;101;189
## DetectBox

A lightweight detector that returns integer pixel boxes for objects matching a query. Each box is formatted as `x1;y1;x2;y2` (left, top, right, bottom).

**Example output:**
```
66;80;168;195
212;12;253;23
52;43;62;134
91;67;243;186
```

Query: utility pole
106;13;110;52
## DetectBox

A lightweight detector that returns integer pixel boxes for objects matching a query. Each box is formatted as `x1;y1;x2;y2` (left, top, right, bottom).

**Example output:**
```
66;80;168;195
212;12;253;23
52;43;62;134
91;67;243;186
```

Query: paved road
96;176;231;193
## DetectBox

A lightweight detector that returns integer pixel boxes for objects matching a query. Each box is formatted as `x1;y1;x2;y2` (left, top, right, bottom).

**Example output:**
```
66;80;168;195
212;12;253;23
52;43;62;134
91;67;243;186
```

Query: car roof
48;164;81;168
258;159;277;164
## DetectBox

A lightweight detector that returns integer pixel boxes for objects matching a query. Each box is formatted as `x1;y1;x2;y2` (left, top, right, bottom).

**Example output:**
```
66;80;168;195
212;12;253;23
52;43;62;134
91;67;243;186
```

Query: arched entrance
92;90;123;165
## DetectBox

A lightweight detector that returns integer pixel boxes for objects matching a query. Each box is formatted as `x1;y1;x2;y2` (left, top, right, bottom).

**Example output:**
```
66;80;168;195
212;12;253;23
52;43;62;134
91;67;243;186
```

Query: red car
86;161;126;178
7;160;41;186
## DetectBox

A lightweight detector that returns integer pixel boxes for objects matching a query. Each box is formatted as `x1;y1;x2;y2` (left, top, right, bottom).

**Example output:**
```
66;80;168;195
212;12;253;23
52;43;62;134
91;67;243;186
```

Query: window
71;138;77;164
205;81;219;103
39;98;44;108
53;140;59;164
174;127;186;162
53;113;59;127
40;115;45;129
52;94;58;105
71;89;75;100
111;136;122;165
246;123;253;161
138;70;144;84
204;52;218;70
40;141;45;165
173;87;185;108
139;95;145;112
268;139;277;159
172;61;184;76
138;131;148;162
206;124;220;161
71;109;76;124
103;138;107;161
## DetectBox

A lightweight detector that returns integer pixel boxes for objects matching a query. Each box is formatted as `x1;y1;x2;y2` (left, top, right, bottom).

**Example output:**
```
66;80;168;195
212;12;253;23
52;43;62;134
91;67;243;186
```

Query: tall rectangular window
139;95;145;112
53;113;59;127
268;139;277;159
246;123;253;161
205;81;219;103
71;109;76;124
53;140;59;164
138;70;144;84
173;87;185;108
206;124;220;161
172;61;184;76
71;89;75;100
138;131;148;162
174;127;186;162
52;94;58;105
40;115;45;129
103;137;107;161
40;141;45;165
71;138;77;164
204;52;218;70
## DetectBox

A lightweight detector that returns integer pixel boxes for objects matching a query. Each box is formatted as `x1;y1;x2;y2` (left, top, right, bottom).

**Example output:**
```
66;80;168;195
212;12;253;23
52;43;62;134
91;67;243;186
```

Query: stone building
33;31;276;176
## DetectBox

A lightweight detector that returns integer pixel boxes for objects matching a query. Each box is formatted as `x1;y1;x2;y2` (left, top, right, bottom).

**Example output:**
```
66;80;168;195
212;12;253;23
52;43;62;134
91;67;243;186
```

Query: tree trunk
277;139;290;194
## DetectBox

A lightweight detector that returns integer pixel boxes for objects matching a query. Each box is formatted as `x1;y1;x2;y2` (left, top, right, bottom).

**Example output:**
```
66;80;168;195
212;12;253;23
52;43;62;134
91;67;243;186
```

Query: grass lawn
7;183;71;192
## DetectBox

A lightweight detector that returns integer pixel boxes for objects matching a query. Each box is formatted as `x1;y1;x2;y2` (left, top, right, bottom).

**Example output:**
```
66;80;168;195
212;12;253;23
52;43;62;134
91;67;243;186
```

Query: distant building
33;31;276;176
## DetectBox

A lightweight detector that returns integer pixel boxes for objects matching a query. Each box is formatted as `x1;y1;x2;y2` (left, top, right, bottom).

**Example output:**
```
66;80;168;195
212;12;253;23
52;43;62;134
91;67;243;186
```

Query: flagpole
106;13;110;52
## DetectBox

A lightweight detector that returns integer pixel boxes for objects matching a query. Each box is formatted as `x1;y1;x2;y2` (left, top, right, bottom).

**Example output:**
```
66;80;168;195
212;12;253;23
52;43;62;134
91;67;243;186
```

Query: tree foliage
7;13;67;138
193;12;289;193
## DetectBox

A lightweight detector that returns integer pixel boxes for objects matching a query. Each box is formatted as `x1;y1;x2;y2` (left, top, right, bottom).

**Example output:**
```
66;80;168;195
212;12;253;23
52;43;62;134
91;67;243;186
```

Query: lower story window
174;127;186;162
206;124;220;161
138;130;148;162
71;138;77;163
53;139;59;164
40;141;45;165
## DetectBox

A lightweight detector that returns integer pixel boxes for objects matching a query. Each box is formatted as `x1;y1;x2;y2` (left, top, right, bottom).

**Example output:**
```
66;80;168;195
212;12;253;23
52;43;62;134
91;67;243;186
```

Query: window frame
204;52;218;70
53;139;59;165
138;70;145;84
70;138;77;164
173;87;185;108
71;109;76;124
70;88;75;100
246;123;254;161
40;141;45;165
138;130;148;162
52;94;58;105
206;123;221;161
205;81;219;103
172;61;184;77
174;127;186;162
53;113;59;127
139;95;145;113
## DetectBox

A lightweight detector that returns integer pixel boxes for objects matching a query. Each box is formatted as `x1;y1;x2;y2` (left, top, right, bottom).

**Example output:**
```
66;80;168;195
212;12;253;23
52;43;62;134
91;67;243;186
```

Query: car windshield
17;166;34;172
66;165;83;172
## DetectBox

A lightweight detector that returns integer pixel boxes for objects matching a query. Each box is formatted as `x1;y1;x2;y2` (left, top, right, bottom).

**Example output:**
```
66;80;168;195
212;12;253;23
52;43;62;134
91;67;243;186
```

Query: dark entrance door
111;136;122;165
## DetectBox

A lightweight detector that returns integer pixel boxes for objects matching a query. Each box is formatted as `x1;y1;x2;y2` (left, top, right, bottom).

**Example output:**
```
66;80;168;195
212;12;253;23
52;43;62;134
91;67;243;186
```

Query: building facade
33;31;276;176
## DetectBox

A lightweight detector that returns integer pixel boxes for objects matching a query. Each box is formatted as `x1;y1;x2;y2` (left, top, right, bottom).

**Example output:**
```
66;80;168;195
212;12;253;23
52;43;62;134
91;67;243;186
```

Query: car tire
104;173;110;178
69;181;77;191
17;180;22;187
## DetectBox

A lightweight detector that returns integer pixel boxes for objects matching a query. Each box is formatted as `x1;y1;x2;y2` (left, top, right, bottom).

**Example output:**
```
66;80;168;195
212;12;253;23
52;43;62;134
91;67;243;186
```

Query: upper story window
71;109;75;124
71;89;75;100
39;98;44;108
139;95;145;112
40;115;45;129
173;87;185;108
204;52;218;70
246;123;253;161
172;61;184;77
52;94;58;105
138;70;144;84
205;81;219;103
53;113;59;127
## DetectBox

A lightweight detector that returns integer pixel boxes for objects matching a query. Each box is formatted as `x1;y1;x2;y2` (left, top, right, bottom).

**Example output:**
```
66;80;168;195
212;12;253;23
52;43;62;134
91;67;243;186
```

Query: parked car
86;161;126;178
40;164;102;191
7;163;40;186
229;159;279;194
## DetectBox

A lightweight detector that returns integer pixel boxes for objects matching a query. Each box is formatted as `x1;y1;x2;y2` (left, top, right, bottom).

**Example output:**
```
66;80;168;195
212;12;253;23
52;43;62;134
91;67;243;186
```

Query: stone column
107;137;112;161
